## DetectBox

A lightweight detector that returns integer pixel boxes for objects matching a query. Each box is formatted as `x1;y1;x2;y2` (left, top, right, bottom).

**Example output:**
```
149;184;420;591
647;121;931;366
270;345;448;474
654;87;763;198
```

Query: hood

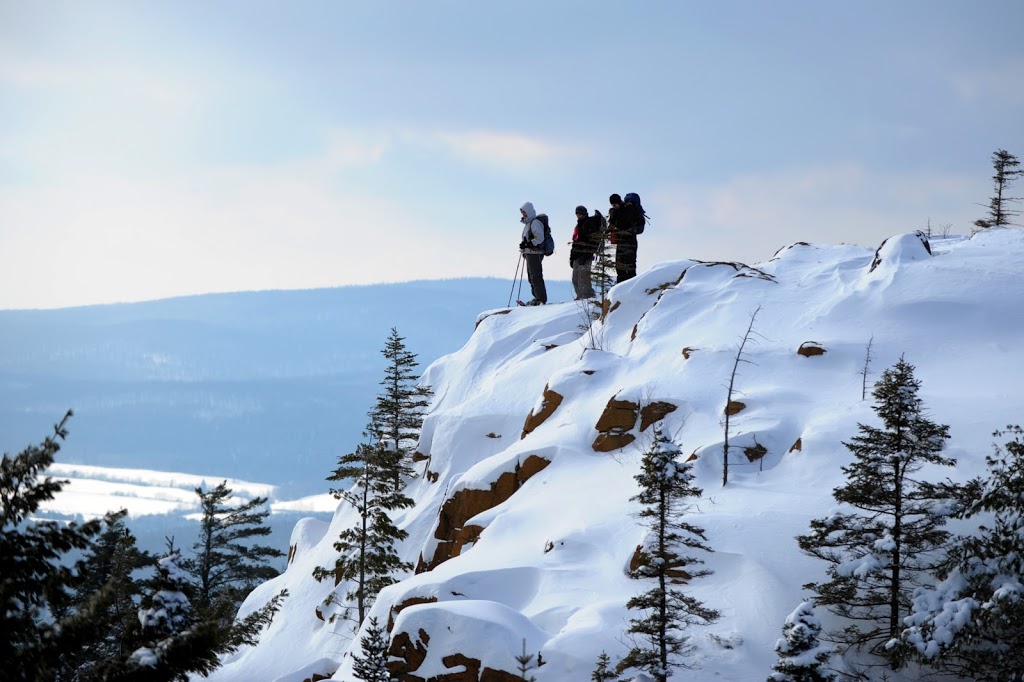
520;202;537;222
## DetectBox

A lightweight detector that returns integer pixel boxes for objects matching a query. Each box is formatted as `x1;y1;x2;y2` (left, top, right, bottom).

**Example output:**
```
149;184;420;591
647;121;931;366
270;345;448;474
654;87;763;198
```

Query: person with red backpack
608;193;645;283
519;201;548;306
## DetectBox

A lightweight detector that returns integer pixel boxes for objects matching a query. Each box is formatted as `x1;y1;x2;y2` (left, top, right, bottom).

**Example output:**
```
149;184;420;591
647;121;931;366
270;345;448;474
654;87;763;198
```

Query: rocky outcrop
681;347;697;359
417;455;551;572
725;400;747;416
386;638;524;682
593;398;678;452
743;443;768;462
797;341;826;357
388;597;439;632
629;544;692;584
789;438;803;452
521;386;564;439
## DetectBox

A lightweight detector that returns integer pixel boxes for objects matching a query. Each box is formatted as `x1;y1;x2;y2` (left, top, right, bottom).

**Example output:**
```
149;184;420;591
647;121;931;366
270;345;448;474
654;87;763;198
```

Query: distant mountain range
0;278;570;498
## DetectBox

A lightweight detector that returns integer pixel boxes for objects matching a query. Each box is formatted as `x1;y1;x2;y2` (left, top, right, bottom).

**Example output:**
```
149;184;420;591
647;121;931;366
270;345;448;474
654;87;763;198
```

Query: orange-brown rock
639;401;678;432
420;455;551;571
387;628;430;679
725;400;747;416
789;438;803;452
797;341;826;357
521;386;564;439
480;668;524;682
592;432;637;452
686;450;699;462
437;654;480;681
388;597;439;632
287;544;297;565
629;544;692;584
600;299;621;321
595;398;640;432
744;443;768;462
682;347;697;359
306;674;333;682
412;450;429;462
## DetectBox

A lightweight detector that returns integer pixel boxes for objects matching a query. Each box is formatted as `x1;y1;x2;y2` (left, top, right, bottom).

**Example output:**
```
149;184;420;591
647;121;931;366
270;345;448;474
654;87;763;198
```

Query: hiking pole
516;256;526;305
507;253;524;308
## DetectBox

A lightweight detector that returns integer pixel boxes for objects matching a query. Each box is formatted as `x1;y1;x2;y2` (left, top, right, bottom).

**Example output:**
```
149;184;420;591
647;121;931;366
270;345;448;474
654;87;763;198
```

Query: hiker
608;193;640;283
519;201;547;306
569;205;601;300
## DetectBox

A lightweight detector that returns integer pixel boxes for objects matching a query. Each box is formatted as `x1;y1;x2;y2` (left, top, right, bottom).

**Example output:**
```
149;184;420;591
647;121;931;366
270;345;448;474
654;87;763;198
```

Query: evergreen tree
591;219;616;316
312;439;414;626
899;425;1024;680
186;480;283;621
53;510;152;680
797;358;956;668
370;327;433;474
351;616;396;682
591;651;619;682
101;538;287;682
768;602;835;682
974;148;1022;229
0;411;107;681
616;425;720;682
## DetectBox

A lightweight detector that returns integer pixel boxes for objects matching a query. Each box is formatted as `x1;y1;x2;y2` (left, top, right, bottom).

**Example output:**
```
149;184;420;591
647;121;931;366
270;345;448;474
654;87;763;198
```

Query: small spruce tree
616;425;720;682
313;439;414;626
797;357;956;668
974;148;1022;229
187;480;282;621
899;425;1024;680
591;651;619;682
351;616;395;682
371;327;433;475
768;602;835;682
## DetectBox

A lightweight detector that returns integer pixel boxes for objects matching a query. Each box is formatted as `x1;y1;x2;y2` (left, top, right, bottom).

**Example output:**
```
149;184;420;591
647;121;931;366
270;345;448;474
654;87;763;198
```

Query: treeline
1;412;286;681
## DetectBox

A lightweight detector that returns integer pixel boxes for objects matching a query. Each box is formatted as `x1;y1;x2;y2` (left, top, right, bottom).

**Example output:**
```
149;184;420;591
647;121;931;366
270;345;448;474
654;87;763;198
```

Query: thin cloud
432;130;589;170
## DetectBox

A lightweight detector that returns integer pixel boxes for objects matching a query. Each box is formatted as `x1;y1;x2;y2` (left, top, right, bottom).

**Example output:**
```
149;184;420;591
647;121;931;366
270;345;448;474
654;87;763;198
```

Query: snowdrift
206;229;1024;682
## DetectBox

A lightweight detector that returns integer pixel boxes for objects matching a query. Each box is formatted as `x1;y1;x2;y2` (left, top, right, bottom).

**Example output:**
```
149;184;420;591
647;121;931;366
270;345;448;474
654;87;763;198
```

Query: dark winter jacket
570;214;603;264
609;203;640;246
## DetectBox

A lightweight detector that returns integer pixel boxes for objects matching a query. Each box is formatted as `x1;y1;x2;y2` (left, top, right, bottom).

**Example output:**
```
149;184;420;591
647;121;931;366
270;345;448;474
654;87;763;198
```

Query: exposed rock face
797;341;826;357
600;299;620;321
682;347;697;359
629;544;692;584
639;401;678;432
388;597;439;632
789;438;803;452
521;386;564;439
725;400;747;416
593;397;639;452
593;398;678;452
474;308;511;329
743;443;768;462
386;638;524;682
417;455;551;572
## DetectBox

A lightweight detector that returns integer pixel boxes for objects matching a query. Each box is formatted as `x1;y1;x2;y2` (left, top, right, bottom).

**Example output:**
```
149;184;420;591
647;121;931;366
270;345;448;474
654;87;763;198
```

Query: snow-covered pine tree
0;411;107;681
351;616;396;682
899;425;1024;680
767;602;835;682
371;327;432;475
797;357;956;669
313;439;414;626
591;651;619;682
616;425;720;682
52;509;152;680
591;219;615;317
187;480;282;621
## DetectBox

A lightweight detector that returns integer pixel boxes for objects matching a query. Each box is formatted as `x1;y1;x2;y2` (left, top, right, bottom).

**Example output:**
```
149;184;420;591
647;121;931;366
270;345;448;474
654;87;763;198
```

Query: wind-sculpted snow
208;229;1024;682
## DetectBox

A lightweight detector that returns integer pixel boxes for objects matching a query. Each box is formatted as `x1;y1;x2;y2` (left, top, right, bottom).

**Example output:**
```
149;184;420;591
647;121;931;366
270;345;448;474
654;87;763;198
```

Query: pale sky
2;1;1022;309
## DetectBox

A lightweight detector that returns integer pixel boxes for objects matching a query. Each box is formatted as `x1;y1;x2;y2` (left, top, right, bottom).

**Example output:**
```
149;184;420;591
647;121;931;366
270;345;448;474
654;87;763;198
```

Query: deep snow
187;231;1024;679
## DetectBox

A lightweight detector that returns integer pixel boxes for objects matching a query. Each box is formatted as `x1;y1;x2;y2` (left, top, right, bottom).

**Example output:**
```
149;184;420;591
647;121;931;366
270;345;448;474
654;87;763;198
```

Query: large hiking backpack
536;214;555;256
624;192;648;234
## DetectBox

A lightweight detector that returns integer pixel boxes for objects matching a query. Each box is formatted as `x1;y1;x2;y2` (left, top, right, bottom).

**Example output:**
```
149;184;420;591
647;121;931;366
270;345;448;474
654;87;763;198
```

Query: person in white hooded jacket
519;201;547;305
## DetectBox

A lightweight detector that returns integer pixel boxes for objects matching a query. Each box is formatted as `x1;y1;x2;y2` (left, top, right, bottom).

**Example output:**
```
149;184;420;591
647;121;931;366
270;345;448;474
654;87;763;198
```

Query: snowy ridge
209;229;1024;682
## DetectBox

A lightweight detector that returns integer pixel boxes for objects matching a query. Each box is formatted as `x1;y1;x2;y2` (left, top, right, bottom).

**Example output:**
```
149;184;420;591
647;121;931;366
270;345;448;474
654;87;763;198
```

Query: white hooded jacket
520;202;545;255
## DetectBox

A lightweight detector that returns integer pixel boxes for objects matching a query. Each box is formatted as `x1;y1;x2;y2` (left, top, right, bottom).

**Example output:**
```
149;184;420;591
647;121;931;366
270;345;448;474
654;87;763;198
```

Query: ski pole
507;253;523;308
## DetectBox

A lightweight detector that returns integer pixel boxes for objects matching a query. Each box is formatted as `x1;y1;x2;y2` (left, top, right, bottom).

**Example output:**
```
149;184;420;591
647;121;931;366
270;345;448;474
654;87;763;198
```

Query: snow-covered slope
208;229;1024;682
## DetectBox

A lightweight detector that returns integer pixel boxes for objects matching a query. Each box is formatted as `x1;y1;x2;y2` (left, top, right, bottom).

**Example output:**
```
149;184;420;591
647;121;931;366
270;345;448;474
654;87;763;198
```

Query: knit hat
575;205;587;215
609;193;622;205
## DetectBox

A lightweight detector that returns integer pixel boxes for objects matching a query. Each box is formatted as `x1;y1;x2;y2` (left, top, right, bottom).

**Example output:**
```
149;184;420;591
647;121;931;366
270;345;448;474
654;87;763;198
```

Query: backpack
624;192;648;234
536;213;555;256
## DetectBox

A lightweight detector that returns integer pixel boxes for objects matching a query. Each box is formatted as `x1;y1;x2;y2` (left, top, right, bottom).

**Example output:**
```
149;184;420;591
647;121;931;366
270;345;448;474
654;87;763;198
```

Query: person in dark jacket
569;205;601;299
608;193;640;283
519;201;547;305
